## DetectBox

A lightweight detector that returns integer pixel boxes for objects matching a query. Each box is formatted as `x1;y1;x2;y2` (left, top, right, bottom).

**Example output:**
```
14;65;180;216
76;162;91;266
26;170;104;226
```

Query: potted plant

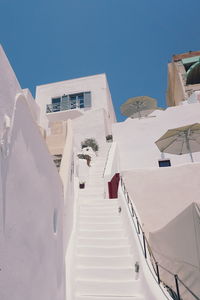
81;138;99;152
79;181;85;189
77;153;91;167
106;134;113;142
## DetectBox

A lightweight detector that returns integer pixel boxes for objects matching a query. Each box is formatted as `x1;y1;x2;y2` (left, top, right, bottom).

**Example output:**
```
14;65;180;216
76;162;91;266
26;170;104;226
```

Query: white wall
0;46;65;300
59;119;75;249
72;108;109;153
103;142;119;197
123;164;200;234
123;163;200;300
35;73;115;131
113;103;200;170
22;88;40;122
0;45;21;134
0;96;65;300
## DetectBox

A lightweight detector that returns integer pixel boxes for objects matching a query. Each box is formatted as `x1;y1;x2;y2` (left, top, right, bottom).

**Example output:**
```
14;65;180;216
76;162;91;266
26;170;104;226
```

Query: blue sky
1;0;200;121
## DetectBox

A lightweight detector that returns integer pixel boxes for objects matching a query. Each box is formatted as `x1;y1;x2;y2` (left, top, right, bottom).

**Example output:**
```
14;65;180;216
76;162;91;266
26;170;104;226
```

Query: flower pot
79;183;85;189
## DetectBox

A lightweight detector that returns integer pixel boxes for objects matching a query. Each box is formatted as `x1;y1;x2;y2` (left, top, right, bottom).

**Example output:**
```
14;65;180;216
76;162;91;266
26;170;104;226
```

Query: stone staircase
73;151;145;300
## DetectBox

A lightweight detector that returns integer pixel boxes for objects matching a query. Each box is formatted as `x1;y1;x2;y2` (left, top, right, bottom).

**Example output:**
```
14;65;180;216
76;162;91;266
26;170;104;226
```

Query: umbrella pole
185;132;194;163
136;102;142;119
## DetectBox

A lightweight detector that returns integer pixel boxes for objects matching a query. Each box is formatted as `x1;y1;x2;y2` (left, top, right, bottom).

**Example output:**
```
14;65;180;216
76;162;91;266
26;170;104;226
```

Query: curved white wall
0;97;65;300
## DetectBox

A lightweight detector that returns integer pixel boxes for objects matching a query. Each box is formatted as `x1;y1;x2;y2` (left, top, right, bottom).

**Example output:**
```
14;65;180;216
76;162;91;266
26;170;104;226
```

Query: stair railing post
155;262;161;285
142;231;147;259
174;274;181;300
136;217;140;234
130;202;134;217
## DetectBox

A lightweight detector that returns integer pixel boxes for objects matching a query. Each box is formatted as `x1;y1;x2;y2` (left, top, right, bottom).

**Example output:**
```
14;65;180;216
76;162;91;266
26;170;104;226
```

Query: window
158;159;171;167
46;92;91;113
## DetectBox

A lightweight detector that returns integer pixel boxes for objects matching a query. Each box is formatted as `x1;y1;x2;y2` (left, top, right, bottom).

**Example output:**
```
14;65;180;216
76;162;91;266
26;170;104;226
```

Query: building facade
166;50;200;106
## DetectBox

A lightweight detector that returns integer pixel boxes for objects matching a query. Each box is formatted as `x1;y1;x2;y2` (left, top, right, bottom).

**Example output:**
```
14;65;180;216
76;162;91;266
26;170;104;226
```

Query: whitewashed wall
123;164;200;300
35;73;115;131
22;88;40;122
0;47;65;300
113;102;200;170
59;119;75;250
0;45;21;133
72;108;109;154
0;96;65;300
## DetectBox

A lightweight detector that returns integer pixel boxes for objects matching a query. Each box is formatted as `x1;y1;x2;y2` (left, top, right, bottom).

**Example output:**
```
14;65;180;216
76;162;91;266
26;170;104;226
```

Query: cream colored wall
46;121;67;155
167;59;200;107
166;62;186;106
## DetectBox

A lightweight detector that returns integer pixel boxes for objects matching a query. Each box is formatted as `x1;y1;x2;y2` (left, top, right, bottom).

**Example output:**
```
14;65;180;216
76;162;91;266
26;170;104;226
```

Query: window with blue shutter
47;91;91;113
84;92;91;108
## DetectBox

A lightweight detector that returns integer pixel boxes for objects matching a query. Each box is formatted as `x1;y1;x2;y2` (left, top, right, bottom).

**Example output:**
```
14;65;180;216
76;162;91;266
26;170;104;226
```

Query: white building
0;45;199;300
0;46;65;300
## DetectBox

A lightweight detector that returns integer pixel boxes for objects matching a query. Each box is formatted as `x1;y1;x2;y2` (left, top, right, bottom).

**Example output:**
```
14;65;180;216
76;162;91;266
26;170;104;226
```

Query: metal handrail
120;176;200;300
46;102;83;113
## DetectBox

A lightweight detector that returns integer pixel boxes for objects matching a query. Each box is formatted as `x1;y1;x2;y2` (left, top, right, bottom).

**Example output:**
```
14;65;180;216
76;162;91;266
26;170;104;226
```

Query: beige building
166;50;200;106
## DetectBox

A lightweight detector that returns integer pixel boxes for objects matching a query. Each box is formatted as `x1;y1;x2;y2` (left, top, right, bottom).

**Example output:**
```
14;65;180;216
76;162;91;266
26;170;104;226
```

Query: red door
108;173;120;199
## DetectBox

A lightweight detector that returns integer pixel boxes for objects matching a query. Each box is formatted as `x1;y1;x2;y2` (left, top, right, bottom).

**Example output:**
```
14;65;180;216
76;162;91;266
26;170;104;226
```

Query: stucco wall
72;108;109;153
35;74;113;131
22;88;40;122
123;163;200;300
0;93;65;299
0;45;21;134
113;102;200;171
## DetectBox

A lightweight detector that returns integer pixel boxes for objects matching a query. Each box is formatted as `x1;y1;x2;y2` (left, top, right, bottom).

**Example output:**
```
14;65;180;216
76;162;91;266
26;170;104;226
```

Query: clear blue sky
1;0;200;121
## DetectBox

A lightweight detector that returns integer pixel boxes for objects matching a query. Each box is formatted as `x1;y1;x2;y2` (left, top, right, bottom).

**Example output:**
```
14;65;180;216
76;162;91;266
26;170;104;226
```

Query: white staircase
73;151;145;300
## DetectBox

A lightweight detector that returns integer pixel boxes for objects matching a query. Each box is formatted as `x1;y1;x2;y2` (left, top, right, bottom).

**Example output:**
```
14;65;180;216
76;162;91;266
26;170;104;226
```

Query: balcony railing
46;102;83;113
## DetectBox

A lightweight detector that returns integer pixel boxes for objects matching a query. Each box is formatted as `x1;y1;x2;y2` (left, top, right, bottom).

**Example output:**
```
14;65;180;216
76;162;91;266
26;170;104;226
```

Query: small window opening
158;159;171;168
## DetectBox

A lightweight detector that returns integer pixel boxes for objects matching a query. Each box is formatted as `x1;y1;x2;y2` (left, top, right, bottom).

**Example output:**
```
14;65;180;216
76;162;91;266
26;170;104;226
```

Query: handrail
120;176;200;300
46;102;83;113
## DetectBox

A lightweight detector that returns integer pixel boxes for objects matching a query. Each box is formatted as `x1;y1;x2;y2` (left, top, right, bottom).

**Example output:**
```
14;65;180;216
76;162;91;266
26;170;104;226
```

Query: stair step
78;229;126;238
80;205;118;211
80;199;118;206
75;279;141;296
80;204;118;210
79;192;104;197
76;255;134;268
80;211;118;217
77;237;130;247
77;246;131;256
76;267;135;280
79;216;121;223
79;223;123;230
79;197;106;202
75;296;144;300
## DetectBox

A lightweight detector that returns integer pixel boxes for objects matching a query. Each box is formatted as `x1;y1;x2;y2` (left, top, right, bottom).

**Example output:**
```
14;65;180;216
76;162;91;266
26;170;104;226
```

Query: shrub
81;138;99;152
77;154;91;167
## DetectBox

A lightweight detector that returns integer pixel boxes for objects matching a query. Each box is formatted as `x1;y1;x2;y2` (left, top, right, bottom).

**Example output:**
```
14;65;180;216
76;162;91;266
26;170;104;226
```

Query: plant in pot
79;181;85;189
81;138;99;153
106;134;113;142
77;153;91;167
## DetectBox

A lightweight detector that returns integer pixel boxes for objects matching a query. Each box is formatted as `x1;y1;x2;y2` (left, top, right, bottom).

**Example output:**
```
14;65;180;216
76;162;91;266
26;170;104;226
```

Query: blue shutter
61;95;70;110
84;92;91;108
